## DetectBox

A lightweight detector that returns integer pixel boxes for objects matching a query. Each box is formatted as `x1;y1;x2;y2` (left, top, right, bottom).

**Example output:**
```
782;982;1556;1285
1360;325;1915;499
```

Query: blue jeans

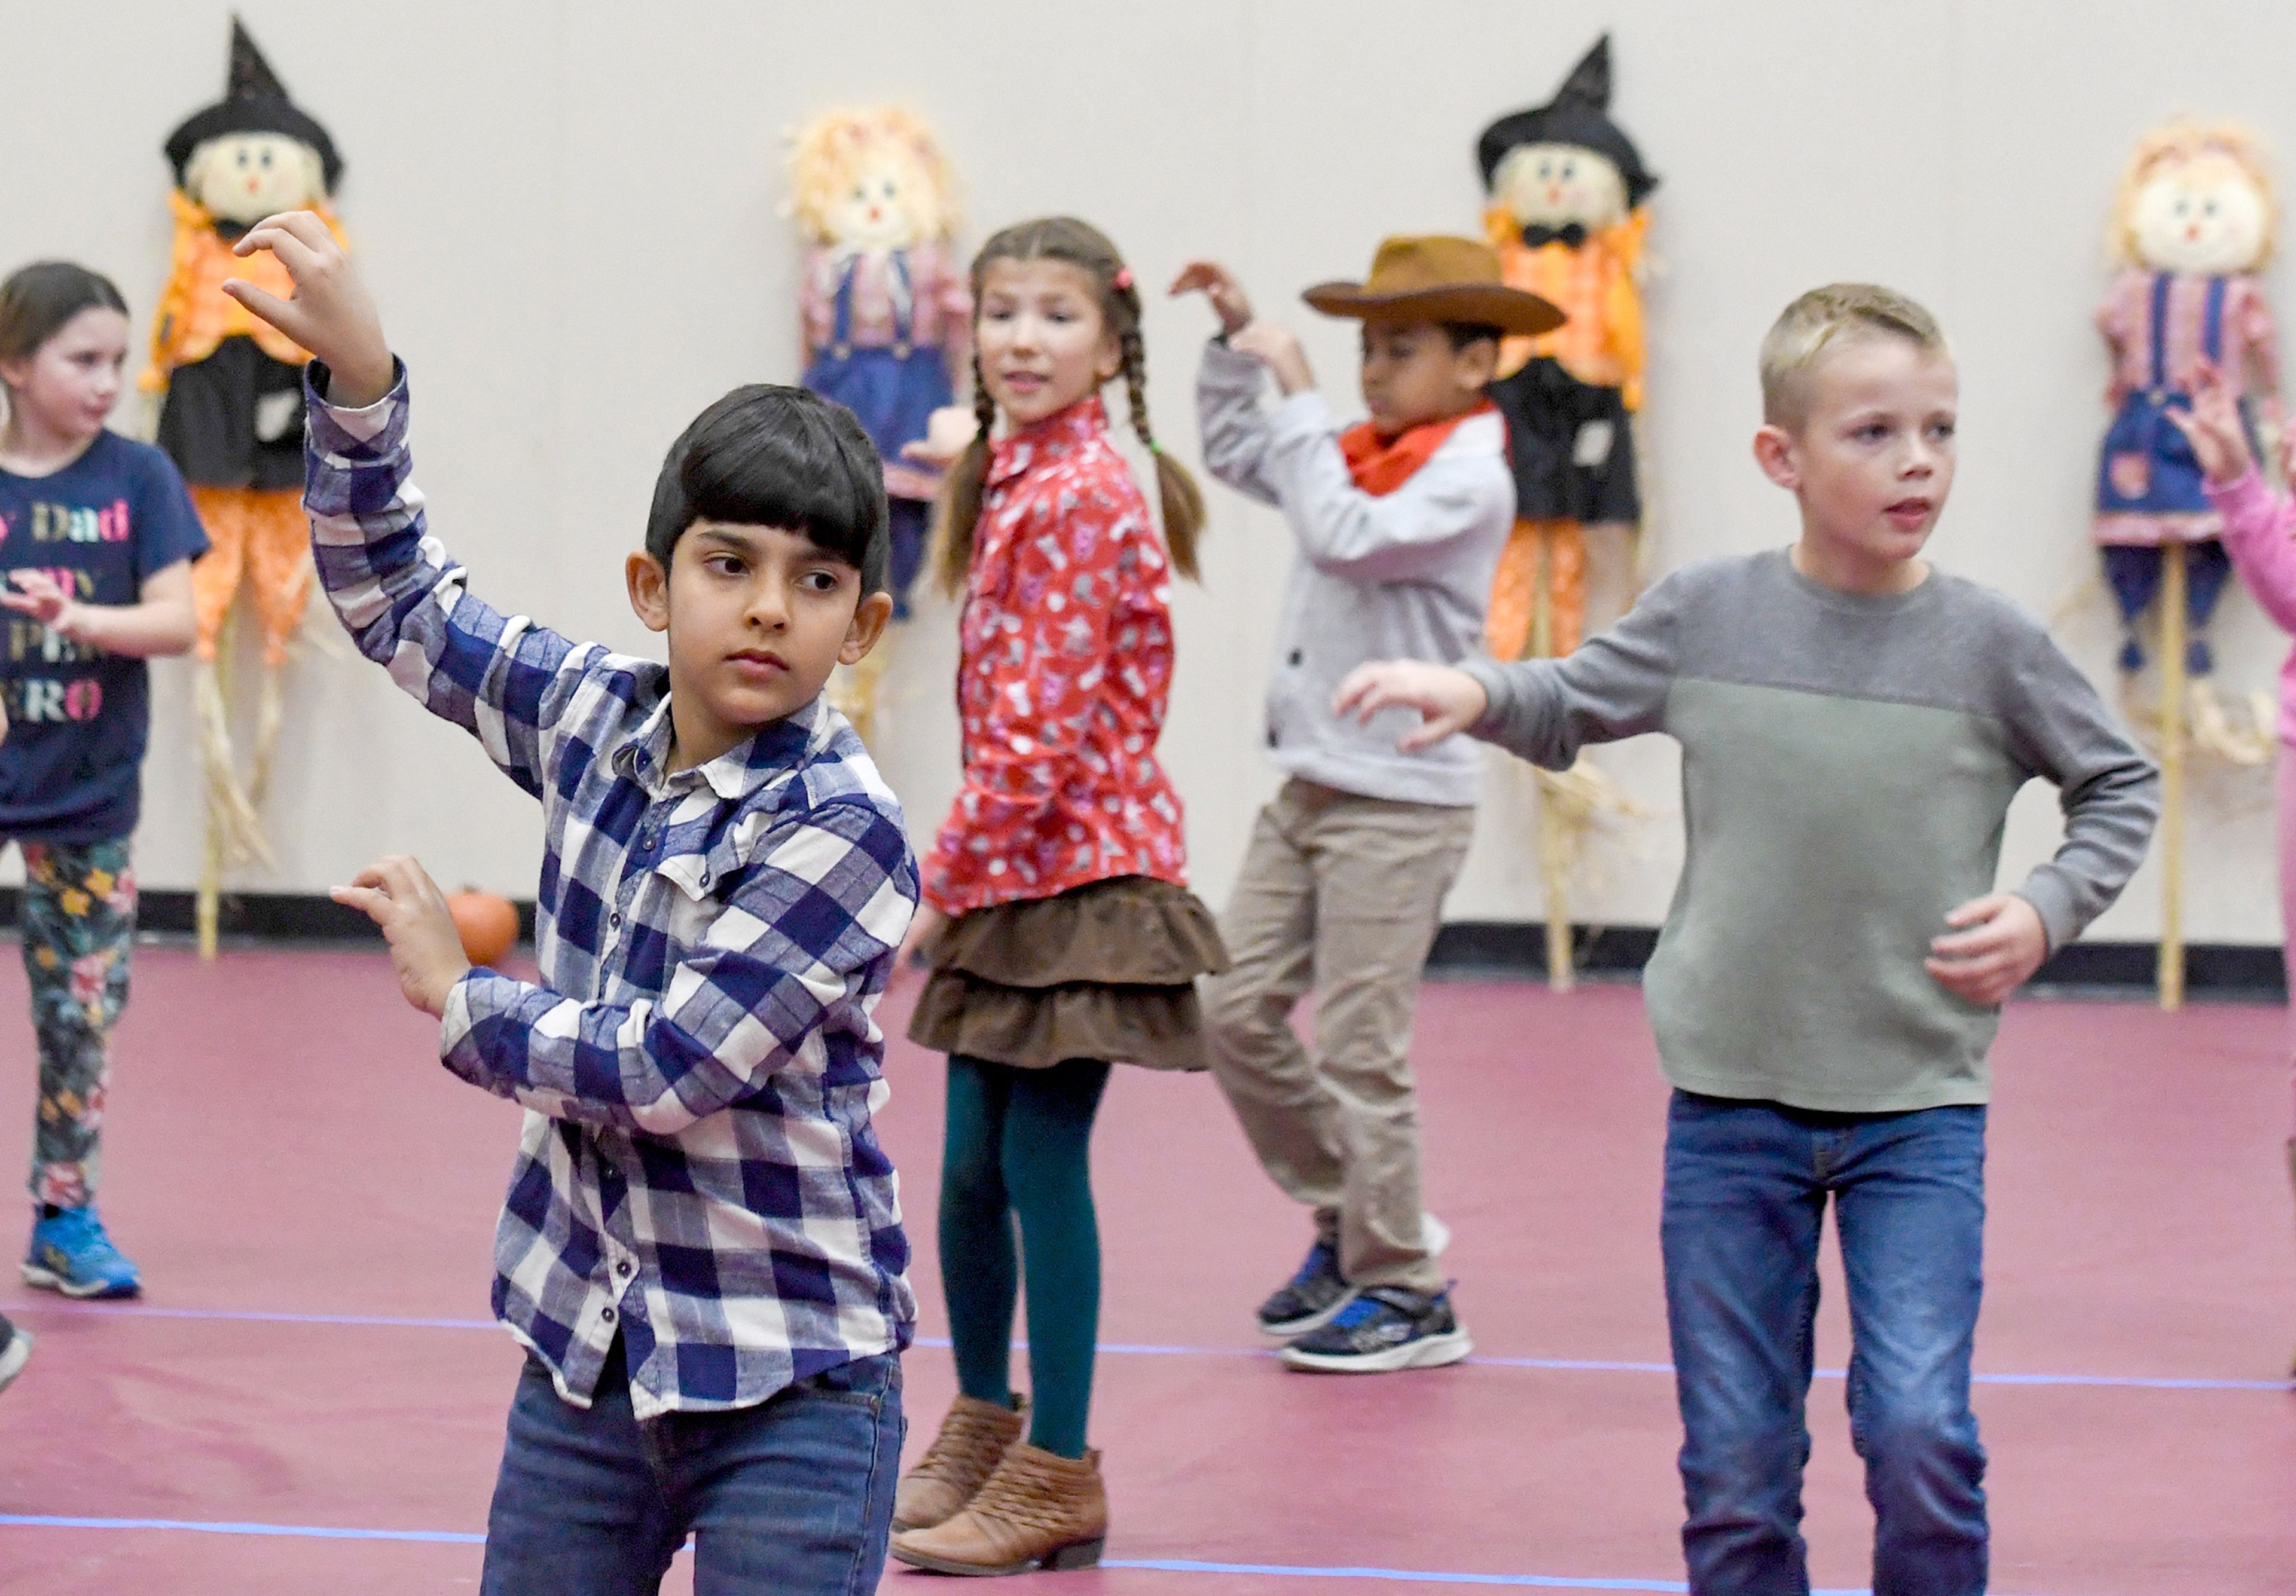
481;1339;903;1595
1661;1091;1987;1596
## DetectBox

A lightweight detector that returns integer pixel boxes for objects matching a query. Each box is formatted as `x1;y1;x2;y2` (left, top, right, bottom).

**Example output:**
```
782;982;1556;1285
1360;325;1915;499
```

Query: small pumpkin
446;889;520;968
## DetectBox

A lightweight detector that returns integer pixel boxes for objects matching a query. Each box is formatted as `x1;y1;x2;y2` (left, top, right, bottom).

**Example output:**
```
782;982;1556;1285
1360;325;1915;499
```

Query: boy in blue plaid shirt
227;212;917;1594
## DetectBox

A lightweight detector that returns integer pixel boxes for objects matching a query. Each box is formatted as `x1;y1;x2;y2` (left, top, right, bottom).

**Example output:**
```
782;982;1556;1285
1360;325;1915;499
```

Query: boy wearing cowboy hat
1170;239;1559;1371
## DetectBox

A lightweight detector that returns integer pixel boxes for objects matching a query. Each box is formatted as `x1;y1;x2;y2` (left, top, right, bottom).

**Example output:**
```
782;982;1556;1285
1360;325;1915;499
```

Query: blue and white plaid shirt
305;365;917;1418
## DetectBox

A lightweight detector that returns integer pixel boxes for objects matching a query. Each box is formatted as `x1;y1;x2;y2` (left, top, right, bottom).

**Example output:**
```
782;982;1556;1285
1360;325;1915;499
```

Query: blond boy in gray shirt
1173;238;1559;1372
1342;286;2158;1594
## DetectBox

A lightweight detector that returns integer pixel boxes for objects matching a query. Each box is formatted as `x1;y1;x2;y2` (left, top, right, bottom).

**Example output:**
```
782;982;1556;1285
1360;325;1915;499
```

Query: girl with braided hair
886;216;1225;1577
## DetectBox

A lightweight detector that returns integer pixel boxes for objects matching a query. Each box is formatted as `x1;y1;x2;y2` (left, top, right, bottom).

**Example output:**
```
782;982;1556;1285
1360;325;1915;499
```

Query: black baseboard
0;888;539;947
1425;921;2288;1001
1;893;2272;1001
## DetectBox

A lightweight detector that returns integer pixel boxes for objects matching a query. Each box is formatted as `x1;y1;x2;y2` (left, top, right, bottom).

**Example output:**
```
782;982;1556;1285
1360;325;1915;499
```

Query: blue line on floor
5;1301;2283;1392
0;1514;483;1544
1104;1560;1691;1589
0;1518;2070;1595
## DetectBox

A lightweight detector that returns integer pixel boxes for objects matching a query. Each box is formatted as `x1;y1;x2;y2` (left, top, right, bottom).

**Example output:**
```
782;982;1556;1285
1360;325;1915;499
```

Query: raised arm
230;210;602;797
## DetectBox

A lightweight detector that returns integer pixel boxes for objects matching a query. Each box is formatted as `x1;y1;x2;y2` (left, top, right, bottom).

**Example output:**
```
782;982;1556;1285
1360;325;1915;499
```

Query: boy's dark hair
0;262;129;368
1442;321;1506;353
645;384;890;593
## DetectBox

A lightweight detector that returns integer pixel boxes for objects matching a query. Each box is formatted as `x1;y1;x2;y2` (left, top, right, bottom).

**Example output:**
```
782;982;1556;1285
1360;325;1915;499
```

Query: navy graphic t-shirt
0;431;208;842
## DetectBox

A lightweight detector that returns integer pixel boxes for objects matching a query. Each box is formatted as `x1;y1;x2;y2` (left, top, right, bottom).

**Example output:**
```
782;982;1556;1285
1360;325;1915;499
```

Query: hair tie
1112;267;1134;291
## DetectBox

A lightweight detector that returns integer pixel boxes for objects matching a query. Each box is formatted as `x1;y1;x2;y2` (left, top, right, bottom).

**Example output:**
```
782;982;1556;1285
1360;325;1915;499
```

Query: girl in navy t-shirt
0;263;204;1351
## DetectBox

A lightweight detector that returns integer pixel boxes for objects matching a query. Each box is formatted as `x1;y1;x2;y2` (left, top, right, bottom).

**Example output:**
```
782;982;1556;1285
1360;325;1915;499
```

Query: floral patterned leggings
17;840;134;1209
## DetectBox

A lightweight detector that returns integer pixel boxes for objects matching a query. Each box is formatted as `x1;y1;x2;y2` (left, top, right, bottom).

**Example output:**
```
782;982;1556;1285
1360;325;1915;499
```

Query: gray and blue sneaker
1255;1240;1355;1338
1278;1286;1473;1372
24;1206;142;1300
0;1313;29;1395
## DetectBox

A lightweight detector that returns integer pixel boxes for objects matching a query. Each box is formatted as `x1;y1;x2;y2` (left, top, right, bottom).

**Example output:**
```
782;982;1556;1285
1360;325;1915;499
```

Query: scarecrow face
186;132;326;225
827;153;926;252
2130;153;2268;275
1494;141;1628;233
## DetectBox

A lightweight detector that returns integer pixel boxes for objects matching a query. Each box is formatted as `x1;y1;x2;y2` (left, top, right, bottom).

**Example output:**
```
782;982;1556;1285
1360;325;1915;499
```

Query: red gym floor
0;948;2290;1594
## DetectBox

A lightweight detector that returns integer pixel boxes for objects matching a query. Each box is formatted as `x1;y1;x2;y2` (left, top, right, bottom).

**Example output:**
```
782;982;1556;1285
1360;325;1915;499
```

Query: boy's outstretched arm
1339;568;1684;765
229;211;600;799
334;801;919;1134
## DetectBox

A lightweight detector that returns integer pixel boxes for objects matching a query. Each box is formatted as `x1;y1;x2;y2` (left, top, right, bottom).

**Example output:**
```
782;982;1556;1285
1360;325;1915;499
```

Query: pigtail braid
932;359;1000;598
1118;319;1205;582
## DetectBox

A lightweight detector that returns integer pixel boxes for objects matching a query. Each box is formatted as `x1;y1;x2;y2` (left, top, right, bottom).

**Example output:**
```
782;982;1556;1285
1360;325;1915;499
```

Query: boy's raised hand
224;211;396;408
332;855;472;1019
1925;892;2047;1008
1333;661;1489;753
1168;261;1254;335
2165;359;2255;488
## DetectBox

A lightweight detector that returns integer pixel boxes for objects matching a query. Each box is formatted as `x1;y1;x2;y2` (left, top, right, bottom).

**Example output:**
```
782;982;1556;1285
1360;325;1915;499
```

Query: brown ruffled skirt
908;876;1231;1072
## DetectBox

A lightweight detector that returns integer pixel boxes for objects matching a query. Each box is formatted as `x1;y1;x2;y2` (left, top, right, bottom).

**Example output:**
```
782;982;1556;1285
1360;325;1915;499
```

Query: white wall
2;0;2287;943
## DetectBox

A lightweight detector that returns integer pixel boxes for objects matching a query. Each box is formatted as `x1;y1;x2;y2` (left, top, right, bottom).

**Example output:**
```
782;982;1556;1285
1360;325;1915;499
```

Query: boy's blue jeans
1661;1090;1987;1596
480;1338;902;1595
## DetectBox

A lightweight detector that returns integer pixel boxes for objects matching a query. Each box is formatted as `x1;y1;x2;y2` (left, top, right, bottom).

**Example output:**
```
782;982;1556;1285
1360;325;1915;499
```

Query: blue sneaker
1279;1285;1473;1372
1256;1240;1355;1338
23;1206;142;1299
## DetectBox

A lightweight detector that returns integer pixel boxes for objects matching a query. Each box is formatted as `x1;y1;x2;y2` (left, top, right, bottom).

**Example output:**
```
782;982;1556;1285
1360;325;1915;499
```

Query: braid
1117;311;1205;580
932;353;999;598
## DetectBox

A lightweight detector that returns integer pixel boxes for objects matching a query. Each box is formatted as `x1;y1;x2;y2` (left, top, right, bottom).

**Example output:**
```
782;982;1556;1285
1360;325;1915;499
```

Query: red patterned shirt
923;396;1188;913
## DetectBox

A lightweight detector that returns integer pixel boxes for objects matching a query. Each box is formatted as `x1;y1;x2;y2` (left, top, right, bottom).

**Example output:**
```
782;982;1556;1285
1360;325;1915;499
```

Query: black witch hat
1476;35;1656;209
164;18;342;191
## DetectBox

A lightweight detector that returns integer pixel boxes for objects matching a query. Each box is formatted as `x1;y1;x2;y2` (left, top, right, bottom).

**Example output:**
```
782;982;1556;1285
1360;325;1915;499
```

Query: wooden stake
1531;525;1576;992
196;610;236;961
2157;542;2187;1011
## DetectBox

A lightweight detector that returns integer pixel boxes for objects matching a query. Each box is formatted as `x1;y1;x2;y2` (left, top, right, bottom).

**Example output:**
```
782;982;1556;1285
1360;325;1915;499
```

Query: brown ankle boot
891;1394;1026;1532
888;1442;1108;1574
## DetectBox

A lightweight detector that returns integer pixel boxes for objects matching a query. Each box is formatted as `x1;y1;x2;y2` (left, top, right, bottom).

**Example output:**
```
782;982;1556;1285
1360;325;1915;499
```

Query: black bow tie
1521;222;1589;248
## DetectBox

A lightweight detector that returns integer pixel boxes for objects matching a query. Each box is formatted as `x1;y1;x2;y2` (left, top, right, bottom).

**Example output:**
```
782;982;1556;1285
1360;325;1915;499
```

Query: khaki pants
1204;778;1474;1294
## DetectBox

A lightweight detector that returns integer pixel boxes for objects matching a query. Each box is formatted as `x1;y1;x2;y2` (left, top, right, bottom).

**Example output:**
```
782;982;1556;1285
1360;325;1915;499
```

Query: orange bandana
1339;401;1495;497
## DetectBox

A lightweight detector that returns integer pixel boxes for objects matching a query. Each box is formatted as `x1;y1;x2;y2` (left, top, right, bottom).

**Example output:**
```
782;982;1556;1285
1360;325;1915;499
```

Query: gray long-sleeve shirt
1463;550;2161;1112
1196;339;1514;806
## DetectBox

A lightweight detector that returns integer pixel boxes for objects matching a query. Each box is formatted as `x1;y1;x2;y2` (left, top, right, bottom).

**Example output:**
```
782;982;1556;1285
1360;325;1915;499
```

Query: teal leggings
939;1056;1110;1460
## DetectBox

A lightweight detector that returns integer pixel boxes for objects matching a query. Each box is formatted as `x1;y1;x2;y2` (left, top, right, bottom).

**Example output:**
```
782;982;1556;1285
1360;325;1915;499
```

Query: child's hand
902;405;979;469
332;855;473;1018
2166;359;2255;488
224;211;395;408
1168;261;1254;336
1925;892;2047;1008
1229;320;1314;397
1333;661;1489;753
894;903;947;974
0;571;83;639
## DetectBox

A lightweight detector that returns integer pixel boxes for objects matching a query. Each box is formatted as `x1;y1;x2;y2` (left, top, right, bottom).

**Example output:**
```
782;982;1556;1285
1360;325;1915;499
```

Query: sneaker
0;1316;29;1395
1256;1240;1355;1338
23;1206;142;1300
1279;1286;1473;1373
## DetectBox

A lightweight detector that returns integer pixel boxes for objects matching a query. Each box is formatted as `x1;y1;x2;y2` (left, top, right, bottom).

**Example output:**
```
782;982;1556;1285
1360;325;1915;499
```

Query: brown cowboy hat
1303;236;1564;335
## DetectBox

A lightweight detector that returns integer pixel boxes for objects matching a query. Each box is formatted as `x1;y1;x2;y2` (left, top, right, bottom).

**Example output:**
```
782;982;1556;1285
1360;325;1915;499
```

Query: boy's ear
1456;339;1501;390
627;550;671;634
841;589;896;666
1752;424;1802;491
